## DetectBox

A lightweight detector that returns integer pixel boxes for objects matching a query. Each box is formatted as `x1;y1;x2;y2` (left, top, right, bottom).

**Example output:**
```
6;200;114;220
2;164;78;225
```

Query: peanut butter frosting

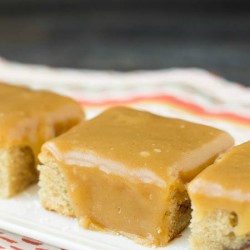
189;141;250;235
0;82;84;158
43;107;234;184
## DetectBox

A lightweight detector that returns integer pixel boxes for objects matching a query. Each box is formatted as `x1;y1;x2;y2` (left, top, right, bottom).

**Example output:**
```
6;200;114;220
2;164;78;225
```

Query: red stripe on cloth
0;246;5;249
22;237;42;245
0;236;17;243
78;94;250;126
35;248;48;250
10;246;24;250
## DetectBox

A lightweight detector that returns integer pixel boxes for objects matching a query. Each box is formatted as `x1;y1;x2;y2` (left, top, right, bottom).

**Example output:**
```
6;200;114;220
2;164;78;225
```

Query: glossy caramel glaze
189;141;250;235
43;107;234;184
0;82;84;158
40;107;234;245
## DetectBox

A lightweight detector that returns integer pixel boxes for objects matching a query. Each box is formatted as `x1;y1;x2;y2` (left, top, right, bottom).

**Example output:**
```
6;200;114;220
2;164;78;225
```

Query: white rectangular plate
0;185;189;250
0;108;248;250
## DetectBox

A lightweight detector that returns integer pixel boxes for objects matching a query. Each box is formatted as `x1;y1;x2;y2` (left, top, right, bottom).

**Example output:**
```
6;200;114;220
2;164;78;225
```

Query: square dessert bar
0;83;84;197
188;141;250;250
39;107;233;246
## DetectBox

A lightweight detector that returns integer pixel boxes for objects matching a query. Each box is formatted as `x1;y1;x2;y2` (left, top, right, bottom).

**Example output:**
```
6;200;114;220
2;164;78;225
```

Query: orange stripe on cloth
78;94;250;127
